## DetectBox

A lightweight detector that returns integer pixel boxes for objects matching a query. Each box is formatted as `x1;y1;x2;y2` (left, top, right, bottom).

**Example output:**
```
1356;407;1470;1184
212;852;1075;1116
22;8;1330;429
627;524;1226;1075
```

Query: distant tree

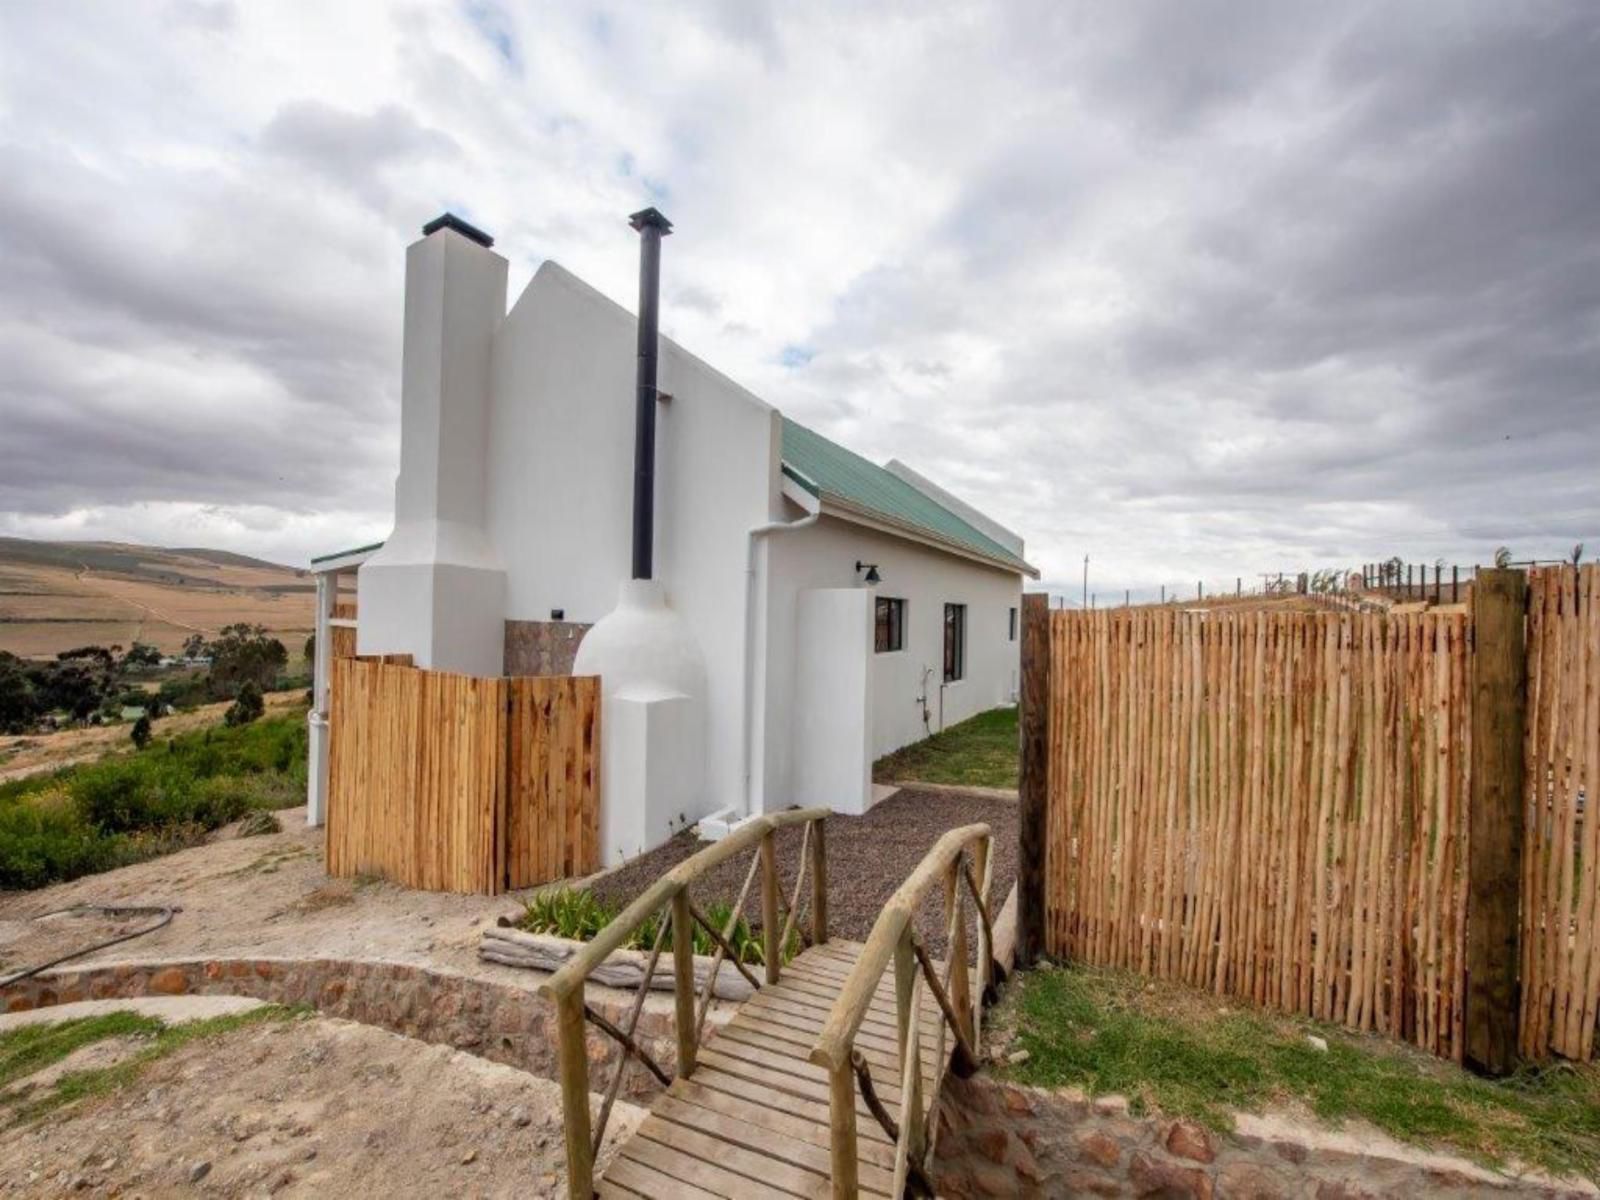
120;642;162;671
1494;546;1513;569
224;682;264;727
130;714;152;749
206;624;287;698
0;653;36;732
1573;543;1586;566
182;632;207;660
303;633;316;673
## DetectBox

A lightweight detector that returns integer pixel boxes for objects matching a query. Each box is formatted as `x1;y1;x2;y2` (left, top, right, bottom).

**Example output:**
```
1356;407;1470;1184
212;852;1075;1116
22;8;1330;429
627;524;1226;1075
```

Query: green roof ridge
780;417;1028;572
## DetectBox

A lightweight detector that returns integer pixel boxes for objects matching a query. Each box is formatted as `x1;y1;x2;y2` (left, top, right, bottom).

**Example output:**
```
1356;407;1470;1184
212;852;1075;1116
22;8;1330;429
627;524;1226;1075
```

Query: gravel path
590;787;1017;958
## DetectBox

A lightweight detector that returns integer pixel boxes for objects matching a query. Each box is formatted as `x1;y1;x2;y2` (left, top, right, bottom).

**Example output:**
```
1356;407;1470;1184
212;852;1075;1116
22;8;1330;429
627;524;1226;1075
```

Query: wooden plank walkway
597;940;944;1199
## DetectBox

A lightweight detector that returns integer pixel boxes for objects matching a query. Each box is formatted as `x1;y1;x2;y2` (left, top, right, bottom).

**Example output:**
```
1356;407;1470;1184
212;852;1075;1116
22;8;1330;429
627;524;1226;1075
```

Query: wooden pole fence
1014;568;1600;1067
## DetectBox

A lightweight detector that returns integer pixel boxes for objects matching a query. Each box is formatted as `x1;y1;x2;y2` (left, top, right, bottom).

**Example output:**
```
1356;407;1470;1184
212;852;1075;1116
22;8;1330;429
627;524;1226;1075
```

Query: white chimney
358;214;509;675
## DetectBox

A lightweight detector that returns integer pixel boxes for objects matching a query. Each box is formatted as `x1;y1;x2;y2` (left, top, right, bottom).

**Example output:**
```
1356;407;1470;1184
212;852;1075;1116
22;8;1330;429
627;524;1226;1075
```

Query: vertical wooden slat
1018;592;1050;967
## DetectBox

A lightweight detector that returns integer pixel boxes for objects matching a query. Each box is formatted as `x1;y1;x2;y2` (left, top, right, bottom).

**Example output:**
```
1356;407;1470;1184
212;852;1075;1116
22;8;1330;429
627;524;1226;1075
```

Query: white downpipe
306;570;336;827
740;501;819;817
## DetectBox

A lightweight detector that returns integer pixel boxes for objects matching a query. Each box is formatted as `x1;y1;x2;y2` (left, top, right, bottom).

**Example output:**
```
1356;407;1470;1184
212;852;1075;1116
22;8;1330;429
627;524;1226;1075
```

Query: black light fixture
856;561;881;585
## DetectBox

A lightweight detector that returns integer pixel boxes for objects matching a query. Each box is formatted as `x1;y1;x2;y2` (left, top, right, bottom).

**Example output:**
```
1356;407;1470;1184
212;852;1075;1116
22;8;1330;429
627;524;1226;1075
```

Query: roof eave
819;495;1039;578
309;541;385;573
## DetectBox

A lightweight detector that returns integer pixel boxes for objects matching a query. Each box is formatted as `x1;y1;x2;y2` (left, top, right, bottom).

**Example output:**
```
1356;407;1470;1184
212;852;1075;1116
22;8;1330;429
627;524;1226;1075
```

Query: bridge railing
539;806;831;1199
810;823;999;1198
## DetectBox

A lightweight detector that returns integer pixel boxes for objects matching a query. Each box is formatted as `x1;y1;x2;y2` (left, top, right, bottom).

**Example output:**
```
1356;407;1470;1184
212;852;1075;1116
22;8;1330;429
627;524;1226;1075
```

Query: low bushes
0;711;308;889
518;886;797;967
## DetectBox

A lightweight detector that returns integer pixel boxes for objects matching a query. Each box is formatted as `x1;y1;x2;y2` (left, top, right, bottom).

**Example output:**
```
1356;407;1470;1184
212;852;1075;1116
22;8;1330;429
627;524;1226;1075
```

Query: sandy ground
0;692;306;785
0;809;538;985
0;1011;643;1199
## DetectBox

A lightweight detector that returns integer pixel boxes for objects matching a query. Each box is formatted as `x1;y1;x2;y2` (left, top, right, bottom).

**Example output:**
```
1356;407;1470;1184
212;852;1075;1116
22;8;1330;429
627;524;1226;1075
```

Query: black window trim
875;596;906;654
943;602;966;682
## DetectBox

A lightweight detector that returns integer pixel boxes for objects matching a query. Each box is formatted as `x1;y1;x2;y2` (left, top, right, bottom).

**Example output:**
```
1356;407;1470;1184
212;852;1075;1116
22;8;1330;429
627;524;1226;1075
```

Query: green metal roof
310;540;385;566
313;426;1032;577
781;418;1033;575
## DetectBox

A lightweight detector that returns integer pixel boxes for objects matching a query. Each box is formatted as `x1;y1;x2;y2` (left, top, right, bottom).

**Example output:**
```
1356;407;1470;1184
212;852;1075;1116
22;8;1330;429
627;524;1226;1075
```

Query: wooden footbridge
540;809;1000;1198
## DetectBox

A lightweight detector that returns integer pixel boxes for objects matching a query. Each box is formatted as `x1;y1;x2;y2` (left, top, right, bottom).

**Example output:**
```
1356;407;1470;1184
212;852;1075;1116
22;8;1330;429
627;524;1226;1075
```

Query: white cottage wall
485;262;781;824
759;515;1022;812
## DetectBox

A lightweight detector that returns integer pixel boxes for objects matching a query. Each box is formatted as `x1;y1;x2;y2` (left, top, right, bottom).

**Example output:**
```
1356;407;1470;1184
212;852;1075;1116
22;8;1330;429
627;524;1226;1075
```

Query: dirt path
0;692;305;785
0;1011;643;1198
0;809;535;985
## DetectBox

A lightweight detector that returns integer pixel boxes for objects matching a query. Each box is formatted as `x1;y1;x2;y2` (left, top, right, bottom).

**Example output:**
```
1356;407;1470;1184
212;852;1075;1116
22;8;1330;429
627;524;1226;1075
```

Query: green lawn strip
1;1004;304;1124
0;1011;163;1092
872;706;1019;790
999;965;1600;1182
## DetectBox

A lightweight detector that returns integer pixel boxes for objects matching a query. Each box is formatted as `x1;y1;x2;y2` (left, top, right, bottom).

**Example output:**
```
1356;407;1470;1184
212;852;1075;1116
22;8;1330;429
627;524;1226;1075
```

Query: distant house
307;212;1036;865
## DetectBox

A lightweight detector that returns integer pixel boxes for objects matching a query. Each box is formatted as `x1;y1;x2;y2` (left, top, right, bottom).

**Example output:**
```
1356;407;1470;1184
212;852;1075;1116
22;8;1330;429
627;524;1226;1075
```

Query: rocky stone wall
503;620;591;677
932;1074;1591;1198
3;956;681;1103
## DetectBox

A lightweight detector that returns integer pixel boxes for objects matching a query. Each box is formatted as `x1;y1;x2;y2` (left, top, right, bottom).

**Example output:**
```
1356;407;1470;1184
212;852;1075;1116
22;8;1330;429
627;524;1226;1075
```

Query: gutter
739;475;821;817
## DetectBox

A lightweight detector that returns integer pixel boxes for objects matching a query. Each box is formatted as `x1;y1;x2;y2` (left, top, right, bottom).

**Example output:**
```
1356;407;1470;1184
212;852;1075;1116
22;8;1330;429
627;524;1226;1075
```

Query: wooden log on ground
479;928;755;1000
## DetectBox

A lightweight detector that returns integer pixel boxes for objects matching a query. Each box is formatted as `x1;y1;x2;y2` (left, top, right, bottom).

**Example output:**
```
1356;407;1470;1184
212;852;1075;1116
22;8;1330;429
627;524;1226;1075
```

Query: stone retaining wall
932;1074;1592;1198
2;956;680;1102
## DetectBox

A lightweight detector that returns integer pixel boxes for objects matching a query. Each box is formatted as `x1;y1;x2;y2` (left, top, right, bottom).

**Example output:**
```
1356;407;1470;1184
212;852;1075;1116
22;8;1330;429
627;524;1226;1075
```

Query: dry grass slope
0;537;315;660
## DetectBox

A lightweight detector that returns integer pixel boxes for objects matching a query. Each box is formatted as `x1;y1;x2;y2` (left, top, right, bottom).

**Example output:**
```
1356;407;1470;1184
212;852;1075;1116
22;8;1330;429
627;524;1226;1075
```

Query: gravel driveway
589;787;1017;958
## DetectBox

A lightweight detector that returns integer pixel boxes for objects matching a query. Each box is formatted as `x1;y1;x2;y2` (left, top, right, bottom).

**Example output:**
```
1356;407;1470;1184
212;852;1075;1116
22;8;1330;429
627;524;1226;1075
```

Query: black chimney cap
422;212;494;248
628;207;673;234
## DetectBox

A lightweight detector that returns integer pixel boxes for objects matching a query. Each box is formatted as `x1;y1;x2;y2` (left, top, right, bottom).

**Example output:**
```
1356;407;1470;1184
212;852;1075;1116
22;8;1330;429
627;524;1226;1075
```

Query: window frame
943;602;967;682
875;596;906;654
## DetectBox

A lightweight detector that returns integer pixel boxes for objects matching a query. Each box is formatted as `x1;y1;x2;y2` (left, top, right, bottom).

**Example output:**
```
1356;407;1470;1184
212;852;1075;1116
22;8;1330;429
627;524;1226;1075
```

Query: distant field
0;538;317;660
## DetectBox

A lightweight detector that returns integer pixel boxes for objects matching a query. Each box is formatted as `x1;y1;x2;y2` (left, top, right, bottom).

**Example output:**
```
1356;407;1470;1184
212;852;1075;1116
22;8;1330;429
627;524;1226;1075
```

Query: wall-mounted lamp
855;561;881;585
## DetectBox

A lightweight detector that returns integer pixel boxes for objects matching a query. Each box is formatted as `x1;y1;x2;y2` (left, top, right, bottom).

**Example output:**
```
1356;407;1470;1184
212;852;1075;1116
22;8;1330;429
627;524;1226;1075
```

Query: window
943;603;966;682
1008;606;1017;641
875;597;905;653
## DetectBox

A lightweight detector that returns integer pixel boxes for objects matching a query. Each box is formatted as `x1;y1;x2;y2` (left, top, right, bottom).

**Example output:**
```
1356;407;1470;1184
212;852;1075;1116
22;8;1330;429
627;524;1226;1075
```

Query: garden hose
0;903;179;989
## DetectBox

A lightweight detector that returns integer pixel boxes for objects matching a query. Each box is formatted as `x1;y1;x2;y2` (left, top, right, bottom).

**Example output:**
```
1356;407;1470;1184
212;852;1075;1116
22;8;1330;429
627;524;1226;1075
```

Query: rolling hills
0;537;316;660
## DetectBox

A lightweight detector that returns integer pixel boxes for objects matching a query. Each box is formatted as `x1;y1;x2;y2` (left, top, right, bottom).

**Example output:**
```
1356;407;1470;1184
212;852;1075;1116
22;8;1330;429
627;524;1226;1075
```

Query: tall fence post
1466;568;1527;1075
1018;591;1050;967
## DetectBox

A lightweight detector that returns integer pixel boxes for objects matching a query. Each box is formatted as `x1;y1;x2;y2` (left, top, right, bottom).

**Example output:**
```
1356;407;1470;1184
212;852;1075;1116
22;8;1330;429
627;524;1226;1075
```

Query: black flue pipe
629;206;673;580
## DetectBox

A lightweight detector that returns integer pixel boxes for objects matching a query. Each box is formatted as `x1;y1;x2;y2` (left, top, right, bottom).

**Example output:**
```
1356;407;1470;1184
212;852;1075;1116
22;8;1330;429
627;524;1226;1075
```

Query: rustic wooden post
760;829;781;984
1453;564;1460;603
893;931;925;1160
810;817;829;945
944;860;972;1045
1467;568;1527;1075
554;988;594;1199
827;1061;858;1198
671;889;698;1077
1018;591;1050;967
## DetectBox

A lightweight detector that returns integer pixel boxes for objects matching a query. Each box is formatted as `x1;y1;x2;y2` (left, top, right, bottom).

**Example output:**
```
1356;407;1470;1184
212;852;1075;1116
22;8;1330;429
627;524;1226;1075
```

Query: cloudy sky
1;1;1596;596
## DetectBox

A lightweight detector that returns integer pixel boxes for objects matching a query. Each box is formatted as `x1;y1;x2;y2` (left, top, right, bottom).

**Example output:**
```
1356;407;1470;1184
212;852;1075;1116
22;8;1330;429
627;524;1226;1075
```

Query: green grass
999;964;1600;1181
0;710;308;889
0;1005;302;1124
872;705;1019;789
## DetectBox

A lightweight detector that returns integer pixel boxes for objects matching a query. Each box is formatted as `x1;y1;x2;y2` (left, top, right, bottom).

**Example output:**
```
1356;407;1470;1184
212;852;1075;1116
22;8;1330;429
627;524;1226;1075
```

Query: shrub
224;683;264;727
129;715;152;750
0;710;309;889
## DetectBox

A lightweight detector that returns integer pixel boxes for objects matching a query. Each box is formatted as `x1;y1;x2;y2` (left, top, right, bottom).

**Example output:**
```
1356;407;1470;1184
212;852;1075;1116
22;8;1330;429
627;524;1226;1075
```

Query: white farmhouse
307;212;1035;866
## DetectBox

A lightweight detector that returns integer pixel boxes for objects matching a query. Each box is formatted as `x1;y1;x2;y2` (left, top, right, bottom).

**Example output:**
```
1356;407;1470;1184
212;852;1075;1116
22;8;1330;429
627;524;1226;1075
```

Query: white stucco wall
357;228;509;675
486;262;780;820
759;513;1022;811
791;587;874;815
